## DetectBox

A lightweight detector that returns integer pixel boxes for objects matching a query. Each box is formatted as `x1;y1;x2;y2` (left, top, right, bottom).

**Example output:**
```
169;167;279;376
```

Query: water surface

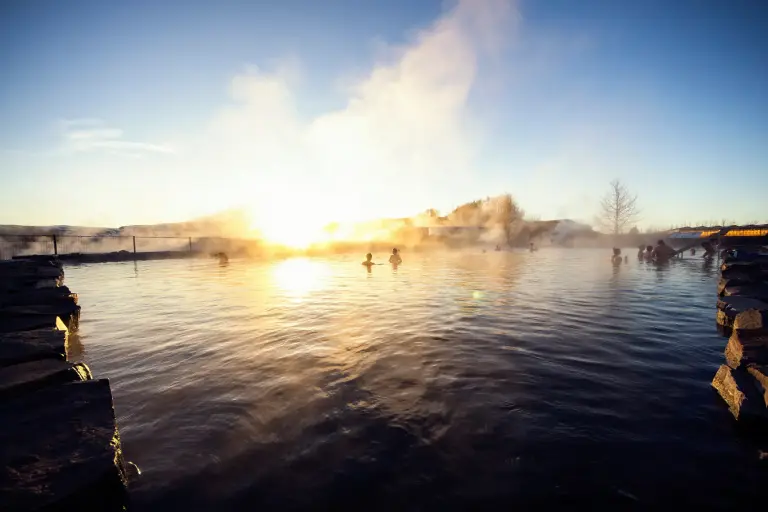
64;249;767;510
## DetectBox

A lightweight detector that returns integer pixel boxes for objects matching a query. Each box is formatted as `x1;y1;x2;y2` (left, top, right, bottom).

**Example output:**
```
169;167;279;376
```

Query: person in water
637;245;646;258
611;247;623;264
529;242;535;252
644;245;654;260
701;241;716;258
362;253;375;267
389;248;402;265
652;239;677;261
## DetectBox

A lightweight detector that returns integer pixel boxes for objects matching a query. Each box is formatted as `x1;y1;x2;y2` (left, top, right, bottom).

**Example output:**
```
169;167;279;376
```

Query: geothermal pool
64;249;766;510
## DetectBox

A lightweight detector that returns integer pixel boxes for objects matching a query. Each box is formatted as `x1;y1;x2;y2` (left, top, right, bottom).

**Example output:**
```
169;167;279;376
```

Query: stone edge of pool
0;256;137;511
713;251;768;431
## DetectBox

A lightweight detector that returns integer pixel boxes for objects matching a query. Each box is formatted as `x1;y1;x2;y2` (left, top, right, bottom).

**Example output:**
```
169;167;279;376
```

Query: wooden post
132;236;137;256
188;237;192;252
52;234;58;255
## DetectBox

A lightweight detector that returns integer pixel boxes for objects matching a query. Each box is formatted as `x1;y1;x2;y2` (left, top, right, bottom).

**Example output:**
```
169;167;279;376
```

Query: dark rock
0;359;92;399
0;301;81;332
721;264;767;281
0;314;69;333
0;286;76;307
0;380;128;511
0;329;68;367
722;283;768;302
712;365;768;424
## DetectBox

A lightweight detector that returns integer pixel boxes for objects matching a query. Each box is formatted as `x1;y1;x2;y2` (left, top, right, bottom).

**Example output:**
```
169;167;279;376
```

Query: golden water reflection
271;257;330;299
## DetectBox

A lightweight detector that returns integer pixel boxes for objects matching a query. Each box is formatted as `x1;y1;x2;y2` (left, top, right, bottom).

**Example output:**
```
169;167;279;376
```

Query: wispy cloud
61;118;174;155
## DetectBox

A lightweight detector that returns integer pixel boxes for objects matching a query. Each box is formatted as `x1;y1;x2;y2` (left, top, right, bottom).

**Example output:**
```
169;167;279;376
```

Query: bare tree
599;180;640;235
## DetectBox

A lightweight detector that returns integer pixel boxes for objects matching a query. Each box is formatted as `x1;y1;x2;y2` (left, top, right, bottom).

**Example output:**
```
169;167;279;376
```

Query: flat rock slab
0;314;69;333
0;380;128;511
0;329;68;367
723;284;768;302
721;265;767;281
0;303;81;331
717;296;768;315
0;287;76;308
712;365;768;424
0;360;92;400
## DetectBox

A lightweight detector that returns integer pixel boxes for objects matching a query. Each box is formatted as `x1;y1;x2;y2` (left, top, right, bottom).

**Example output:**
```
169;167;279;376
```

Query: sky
1;0;767;231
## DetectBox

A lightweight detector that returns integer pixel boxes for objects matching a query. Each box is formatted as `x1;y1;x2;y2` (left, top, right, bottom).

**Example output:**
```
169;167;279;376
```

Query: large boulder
716;300;768;335
0;380;128;511
0;329;68;367
712;365;768;424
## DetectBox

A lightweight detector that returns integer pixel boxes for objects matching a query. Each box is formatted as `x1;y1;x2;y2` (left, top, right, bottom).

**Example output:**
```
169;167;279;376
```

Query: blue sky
1;0;766;230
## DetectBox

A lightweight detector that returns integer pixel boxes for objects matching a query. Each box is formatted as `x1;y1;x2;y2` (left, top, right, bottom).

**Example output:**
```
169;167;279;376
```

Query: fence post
188;237;192;252
132;236;137;256
52;234;58;255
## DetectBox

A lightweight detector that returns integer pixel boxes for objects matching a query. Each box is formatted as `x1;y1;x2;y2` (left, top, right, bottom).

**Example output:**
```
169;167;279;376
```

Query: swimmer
529;242;536;252
637;245;645;259
611;247;623;264
389;248;402;265
690;248;696;256
652;239;676;262
701;241;716;258
624;255;628;263
362;253;376;268
211;252;228;264
644;245;654;260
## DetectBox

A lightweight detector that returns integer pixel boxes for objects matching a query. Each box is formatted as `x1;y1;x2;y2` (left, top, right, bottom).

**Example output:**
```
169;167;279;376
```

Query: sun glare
272;258;329;298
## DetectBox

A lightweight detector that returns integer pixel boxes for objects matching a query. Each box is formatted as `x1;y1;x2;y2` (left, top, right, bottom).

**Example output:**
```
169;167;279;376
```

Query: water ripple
63;250;767;510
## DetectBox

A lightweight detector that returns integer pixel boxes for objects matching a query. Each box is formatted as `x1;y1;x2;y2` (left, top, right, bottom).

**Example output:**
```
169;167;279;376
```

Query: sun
249;207;330;249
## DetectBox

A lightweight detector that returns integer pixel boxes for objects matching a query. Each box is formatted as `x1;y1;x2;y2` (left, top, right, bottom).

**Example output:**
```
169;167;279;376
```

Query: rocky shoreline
0;257;133;511
712;253;768;427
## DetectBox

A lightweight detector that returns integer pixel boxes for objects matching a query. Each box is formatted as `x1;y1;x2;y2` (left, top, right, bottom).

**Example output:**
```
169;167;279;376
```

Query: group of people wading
613;239;717;264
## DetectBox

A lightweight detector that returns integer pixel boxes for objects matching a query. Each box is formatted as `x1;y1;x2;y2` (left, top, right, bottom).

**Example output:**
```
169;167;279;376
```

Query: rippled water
64;249;766;510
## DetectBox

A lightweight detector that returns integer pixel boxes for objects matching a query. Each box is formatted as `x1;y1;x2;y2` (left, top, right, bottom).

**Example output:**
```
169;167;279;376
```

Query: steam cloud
180;0;519;231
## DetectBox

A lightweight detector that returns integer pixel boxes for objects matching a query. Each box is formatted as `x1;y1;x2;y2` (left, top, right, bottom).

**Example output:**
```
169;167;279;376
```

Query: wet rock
712;365;768;424
724;330;768;369
733;308;768;331
0;328;68;367
0;380;128;511
0;359;92;399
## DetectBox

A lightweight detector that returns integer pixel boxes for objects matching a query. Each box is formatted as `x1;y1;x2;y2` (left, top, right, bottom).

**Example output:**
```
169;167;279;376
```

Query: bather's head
613;247;621;256
366;253;373;261
657;239;666;246
646;245;653;252
392;248;398;255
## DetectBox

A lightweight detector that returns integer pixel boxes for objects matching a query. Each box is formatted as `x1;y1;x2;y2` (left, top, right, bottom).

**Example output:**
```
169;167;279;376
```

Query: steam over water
65;250;766;510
